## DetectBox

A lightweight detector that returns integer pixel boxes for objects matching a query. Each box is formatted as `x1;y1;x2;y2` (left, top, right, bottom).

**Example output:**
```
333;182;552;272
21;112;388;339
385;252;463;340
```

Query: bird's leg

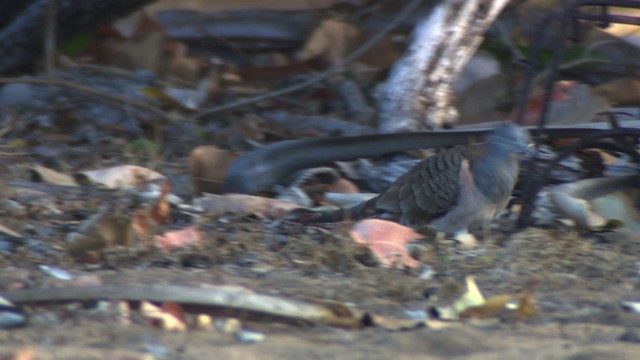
452;229;478;250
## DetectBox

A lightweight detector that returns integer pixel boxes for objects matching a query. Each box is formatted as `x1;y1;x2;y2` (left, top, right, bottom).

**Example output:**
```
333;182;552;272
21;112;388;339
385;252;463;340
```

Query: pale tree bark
378;0;511;133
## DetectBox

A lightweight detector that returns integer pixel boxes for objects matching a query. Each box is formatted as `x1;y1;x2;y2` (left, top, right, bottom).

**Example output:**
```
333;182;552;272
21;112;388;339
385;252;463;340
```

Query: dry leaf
594;78;640;106
298;18;399;69
132;208;154;240
0;347;33;360
110;10;164;39
217;318;242;334
196;314;213;330
195;193;299;218
550;192;609;229
549;176;640;231
155;226;202;251
150;181;171;224
298;18;361;66
141;301;187;331
459;294;515;319
325;178;359;194
348;219;423;269
76;165;165;189
66;207;135;258
29;165;77;186
437;277;537;321
160;41;210;83
132;182;171;242
459;293;536;320
452;276;485;315
94;11;167;71
0;224;22;239
117;301;132;325
189;145;238;195
138;86;191;110
162;302;187;325
516;293;536;319
435;276;484;320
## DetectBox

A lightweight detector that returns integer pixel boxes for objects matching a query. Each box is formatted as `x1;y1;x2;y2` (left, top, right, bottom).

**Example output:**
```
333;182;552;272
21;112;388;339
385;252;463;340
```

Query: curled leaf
550;175;640;231
76;165;165;189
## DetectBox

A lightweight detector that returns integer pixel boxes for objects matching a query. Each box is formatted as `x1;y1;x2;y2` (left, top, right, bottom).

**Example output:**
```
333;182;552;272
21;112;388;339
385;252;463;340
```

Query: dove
290;122;533;247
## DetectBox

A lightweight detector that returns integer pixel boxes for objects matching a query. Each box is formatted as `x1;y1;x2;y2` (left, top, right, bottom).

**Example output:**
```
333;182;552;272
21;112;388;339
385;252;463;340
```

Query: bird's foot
452;231;478;250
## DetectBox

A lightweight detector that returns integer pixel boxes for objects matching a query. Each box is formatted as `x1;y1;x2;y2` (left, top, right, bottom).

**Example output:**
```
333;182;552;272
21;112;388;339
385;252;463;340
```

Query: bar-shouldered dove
290;122;533;246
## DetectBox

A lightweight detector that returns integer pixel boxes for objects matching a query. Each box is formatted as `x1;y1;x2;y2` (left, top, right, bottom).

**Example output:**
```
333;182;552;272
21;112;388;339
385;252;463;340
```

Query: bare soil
1;190;640;360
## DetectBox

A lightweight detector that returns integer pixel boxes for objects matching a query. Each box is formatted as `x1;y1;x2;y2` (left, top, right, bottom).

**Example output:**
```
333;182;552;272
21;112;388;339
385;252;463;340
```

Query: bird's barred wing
373;148;467;225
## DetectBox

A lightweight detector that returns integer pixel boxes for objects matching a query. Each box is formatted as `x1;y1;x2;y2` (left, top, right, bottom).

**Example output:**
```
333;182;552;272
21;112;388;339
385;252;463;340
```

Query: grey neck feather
471;126;523;202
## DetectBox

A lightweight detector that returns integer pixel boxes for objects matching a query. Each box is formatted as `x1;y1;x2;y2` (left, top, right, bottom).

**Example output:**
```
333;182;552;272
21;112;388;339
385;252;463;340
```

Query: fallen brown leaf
76;165;165;189
141;301;187;331
66;207;135;258
189;145;238;194
29;165;77;186
195;193;299;218
150;180;171;224
325;178;359;194
0;347;33;360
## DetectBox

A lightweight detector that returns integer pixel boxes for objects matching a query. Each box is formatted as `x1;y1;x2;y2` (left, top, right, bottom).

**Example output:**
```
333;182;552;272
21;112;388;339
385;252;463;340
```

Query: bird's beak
520;143;538;157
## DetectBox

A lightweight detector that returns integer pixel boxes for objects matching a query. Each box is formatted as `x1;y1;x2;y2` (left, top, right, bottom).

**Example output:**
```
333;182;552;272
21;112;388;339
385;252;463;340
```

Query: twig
72;63;199;88
44;0;57;79
495;20;525;61
0;77;177;124
193;0;424;119
1;284;364;328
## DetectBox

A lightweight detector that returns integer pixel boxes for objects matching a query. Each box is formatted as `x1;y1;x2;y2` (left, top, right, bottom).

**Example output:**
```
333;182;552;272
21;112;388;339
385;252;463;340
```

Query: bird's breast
429;160;499;233
471;155;519;205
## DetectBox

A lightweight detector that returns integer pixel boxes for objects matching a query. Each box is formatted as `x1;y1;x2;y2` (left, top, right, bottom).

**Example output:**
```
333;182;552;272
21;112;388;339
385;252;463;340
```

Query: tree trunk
378;0;510;132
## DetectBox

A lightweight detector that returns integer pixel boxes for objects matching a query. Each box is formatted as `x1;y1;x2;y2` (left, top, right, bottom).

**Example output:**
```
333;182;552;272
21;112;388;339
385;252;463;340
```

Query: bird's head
488;122;536;157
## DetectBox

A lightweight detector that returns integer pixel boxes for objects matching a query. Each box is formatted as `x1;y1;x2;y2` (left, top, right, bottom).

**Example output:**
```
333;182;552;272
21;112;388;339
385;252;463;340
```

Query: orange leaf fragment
162;302;186;325
155;226;202;251
141;301;187;331
349;219;423;268
2;347;34;360
150;180;171;224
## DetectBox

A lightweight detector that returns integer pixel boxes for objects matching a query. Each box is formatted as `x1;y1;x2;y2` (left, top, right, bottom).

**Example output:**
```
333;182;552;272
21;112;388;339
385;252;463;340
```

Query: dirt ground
1;188;640;360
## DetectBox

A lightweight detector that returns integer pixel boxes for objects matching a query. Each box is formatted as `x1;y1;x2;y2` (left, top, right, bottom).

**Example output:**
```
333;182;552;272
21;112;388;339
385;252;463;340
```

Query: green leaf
60;33;94;57
127;138;157;155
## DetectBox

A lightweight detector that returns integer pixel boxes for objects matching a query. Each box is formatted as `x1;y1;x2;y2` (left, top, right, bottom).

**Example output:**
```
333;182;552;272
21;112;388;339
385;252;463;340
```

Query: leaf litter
1;1;640;359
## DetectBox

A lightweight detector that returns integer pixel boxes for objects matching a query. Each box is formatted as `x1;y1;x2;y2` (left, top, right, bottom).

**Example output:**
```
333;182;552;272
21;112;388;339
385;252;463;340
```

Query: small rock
0;309;27;329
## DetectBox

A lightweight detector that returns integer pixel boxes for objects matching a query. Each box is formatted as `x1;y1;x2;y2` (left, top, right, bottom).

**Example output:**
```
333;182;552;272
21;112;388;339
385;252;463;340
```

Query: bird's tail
286;196;378;223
